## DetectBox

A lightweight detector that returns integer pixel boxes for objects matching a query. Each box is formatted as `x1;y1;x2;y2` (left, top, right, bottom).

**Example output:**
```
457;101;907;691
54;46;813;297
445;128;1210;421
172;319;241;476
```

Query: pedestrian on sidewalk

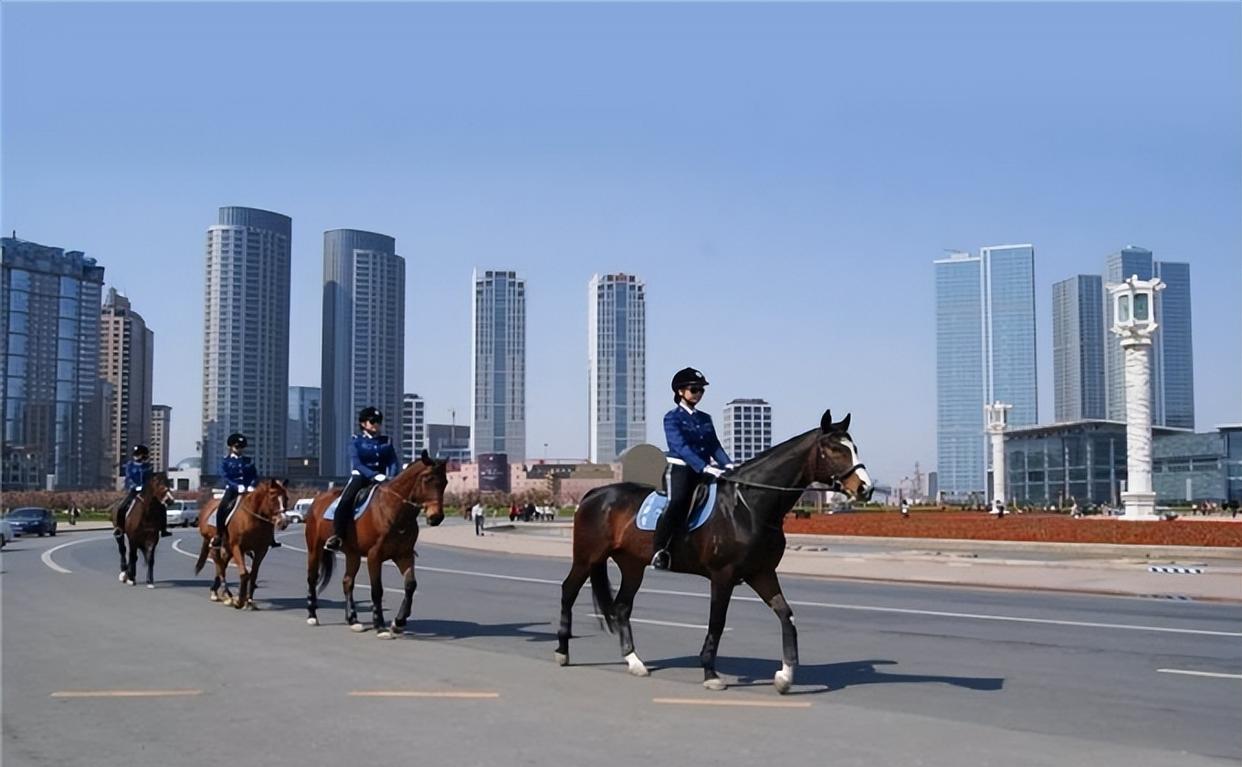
900;498;910;518
472;501;486;536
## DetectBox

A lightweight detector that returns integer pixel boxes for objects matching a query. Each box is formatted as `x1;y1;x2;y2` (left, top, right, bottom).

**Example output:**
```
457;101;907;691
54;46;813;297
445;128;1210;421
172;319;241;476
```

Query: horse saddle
635;480;719;533
323;484;379;521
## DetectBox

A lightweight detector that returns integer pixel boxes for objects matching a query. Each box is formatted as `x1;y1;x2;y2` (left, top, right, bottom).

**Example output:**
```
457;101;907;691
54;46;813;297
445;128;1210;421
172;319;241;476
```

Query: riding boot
650;515;674;570
325;513;347;551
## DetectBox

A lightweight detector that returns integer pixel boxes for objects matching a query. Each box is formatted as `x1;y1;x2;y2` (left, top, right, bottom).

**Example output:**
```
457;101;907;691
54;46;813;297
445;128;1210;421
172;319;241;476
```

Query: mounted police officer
211;433;262;551
651;367;733;570
115;444;170;537
324;406;399;552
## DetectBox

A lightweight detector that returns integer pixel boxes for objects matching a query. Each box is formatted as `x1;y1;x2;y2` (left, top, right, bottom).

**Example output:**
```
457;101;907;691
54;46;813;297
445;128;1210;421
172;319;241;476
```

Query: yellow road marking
51;690;202;699
653;697;811;708
348;691;501;699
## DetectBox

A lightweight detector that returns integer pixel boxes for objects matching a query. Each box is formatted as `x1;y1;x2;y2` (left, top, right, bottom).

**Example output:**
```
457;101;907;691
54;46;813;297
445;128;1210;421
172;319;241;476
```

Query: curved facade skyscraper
588;273;646;463
201;206;291;478
320;229;405;478
471;269;525;462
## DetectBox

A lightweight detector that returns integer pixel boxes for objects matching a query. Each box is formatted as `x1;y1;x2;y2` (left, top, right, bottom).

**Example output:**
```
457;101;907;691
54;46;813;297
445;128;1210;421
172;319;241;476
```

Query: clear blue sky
4;2;1239;484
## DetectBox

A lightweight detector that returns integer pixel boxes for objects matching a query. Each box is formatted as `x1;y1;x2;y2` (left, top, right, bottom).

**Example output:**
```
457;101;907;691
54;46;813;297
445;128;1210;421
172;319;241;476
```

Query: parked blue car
4;507;57;537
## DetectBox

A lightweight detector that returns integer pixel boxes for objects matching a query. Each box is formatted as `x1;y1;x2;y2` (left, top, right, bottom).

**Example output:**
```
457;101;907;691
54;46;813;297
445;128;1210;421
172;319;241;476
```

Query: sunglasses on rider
365;417;383;425
685;386;705;394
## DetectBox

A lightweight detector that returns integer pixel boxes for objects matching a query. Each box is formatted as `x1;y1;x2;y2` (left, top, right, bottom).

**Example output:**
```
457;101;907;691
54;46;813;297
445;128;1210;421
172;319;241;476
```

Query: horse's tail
193;538;210;575
316;550;336;595
589;562;616;634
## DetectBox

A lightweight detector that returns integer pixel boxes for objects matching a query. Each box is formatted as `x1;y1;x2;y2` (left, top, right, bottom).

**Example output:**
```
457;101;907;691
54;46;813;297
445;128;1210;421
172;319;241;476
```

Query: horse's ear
820;410;833;433
420;449;433;466
838;413;851;433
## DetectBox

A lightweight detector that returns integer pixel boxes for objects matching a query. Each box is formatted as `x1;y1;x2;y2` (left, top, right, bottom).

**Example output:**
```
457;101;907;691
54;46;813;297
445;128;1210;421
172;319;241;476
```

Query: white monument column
985;402;1012;507
1108;274;1165;520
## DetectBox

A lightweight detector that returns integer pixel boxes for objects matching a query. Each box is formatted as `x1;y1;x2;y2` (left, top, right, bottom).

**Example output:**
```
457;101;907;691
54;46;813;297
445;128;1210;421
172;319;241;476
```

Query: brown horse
194;479;290;608
305;451;448;637
115;472;175;588
556;410;873;693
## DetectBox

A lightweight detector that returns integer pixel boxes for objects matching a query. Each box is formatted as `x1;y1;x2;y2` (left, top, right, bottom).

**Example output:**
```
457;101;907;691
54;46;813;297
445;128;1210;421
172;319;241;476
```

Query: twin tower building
201;206;649;480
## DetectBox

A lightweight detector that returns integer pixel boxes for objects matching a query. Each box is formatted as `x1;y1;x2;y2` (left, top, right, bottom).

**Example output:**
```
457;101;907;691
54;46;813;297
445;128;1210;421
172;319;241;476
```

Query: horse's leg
343;553;363;631
217;550;234;605
555;558;593;666
700;572;736;691
116;534;127;582
745;570;799;694
231;544;249;609
368;555;390;638
126;537;138;585
144;538;156;588
391;555;416;635
612;555;650;677
245;550;266;610
305;545;321;625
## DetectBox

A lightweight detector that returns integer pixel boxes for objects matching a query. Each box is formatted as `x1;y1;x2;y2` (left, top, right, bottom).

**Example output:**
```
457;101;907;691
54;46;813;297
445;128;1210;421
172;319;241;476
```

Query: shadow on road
647;656;1005;695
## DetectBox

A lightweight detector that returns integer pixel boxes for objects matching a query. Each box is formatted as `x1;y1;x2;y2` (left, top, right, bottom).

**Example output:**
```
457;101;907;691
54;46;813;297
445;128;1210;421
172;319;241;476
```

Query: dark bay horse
305;451;448;637
556;410;873;693
115;472;175;588
194;479;290;608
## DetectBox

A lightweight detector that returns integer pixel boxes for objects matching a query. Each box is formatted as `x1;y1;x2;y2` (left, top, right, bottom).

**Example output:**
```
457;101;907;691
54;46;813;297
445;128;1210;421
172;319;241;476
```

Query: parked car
4;507;57;537
165;500;201;527
287;498;314;524
1;517;14;548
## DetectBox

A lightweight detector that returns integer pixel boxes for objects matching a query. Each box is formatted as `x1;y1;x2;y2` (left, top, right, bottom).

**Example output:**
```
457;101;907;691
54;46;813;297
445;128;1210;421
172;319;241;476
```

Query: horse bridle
719;436;868;495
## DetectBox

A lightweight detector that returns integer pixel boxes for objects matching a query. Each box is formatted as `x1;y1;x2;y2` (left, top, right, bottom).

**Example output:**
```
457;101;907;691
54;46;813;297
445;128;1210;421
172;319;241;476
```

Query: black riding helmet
226;433;248;449
671;367;709;403
132;444;150;457
358;406;383;424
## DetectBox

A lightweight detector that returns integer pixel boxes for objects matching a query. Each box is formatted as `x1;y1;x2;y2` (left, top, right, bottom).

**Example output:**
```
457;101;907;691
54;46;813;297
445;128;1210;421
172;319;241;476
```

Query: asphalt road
3;522;1240;767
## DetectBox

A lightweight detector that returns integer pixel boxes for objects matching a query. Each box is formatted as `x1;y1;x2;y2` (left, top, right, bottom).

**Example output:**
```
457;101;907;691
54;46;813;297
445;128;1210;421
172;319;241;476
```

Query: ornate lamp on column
1108;274;1165;520
985;402;1012;510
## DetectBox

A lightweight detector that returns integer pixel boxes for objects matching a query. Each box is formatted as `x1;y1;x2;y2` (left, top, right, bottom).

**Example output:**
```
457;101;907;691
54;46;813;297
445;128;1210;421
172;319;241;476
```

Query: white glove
238;486;250;494
374;473;387;482
725;464;736;470
703;466;725;478
246;485;256;492
136;486;143;492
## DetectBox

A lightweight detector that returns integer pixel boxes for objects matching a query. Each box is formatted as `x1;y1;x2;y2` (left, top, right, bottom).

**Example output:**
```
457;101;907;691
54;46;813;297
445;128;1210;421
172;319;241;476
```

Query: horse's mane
729;428;820;478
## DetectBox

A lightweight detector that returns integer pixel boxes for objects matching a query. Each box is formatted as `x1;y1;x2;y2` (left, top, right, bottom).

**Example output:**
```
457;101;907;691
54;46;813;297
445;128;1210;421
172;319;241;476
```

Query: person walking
472;501;486;536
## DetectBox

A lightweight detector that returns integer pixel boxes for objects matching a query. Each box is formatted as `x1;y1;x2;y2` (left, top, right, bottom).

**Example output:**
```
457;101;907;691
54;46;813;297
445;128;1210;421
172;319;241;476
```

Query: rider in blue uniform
324;406;400;552
651;367;733;570
115;444;171;537
211;433;264;550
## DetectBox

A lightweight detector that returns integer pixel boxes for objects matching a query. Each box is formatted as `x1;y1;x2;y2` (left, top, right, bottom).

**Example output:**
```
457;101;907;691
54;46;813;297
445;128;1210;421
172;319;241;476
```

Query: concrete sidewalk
418;520;1242;602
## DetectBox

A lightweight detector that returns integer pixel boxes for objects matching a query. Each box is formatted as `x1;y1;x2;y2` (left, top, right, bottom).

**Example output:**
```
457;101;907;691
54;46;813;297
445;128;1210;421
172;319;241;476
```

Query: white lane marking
585;613;729;632
1157;669;1242;680
653;697;811;709
238;540;1242;639
51;689;202;698
40;535;113;574
349;691;500;699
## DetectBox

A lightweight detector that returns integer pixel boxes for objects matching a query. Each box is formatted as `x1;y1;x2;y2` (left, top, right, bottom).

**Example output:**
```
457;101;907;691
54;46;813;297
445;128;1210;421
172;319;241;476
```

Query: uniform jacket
350;433;399;480
664;404;732;474
220;454;258;490
124;459;153;491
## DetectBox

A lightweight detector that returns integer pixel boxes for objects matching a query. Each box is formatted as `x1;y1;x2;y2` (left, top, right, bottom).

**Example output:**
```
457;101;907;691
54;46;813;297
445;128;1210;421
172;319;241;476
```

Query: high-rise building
1052;275;1105;422
427;423;470;462
287;386;320;460
402;393;426;463
1103;247;1194;429
588;273;646;463
201;207;291;478
934;245;1038;499
1;236;108;488
722;398;772;463
320;230;405;478
471;269;526;462
150;404;172;470
100;288;154;477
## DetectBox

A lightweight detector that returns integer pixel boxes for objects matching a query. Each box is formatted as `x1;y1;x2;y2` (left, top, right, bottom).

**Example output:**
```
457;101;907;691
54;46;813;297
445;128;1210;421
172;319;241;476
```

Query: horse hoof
624;652;650;677
774;672;793;695
209;593;220;602
554;652;569;667
389;625;404;636
118;572;126;583
126;579;135;587
703;678;727;691
376;630;393;640
306;617;319;626
146;584;155;590
350;623;365;633
244;602;258;611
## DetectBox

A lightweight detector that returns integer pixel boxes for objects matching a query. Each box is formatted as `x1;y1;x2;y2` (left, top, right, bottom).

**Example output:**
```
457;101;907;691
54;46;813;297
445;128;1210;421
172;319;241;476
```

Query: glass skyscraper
1;236;108;489
286;385;321;461
588;273;646;463
471;269;526;462
320;229;405;478
1052;275;1105;422
935;245;1038;499
201;207;291;478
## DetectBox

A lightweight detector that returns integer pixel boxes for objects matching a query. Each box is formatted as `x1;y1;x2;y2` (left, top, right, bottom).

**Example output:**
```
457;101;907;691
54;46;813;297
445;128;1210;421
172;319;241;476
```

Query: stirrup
159;530;173;537
210;536;222;549
650;549;671;570
112;527;124;538
324;535;343;552
269;540;283;549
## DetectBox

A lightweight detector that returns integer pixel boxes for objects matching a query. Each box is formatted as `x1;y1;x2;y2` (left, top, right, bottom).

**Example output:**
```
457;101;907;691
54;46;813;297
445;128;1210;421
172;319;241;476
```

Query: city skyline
4;2;1238;484
587;273;647;463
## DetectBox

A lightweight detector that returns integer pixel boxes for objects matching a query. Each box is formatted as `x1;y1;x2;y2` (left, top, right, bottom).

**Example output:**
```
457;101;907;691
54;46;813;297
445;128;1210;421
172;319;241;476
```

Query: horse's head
255;479;291;531
407;450;449;527
810;410;873;501
148;472;175;506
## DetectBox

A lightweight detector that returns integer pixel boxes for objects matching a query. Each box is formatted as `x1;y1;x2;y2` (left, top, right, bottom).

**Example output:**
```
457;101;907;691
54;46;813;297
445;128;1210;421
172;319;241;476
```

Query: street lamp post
985;401;1012;511
1108;274;1165;520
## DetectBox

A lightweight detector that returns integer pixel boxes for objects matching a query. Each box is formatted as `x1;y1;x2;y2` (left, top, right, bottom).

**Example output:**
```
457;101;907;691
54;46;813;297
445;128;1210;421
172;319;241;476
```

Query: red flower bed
784;511;1242;547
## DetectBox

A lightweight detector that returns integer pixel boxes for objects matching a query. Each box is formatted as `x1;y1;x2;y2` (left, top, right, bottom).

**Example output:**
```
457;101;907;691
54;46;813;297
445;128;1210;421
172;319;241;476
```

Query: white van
166;500;201;527
288;498;315;524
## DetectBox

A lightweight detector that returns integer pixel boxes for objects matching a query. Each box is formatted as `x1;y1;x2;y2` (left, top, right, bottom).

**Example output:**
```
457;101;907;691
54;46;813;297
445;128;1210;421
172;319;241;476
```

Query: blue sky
3;1;1239;484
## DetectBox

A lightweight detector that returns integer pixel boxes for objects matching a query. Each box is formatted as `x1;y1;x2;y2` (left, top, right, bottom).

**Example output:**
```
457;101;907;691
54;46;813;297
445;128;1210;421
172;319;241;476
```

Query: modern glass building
471;270;526;462
935;245;1037;499
201;207;291;479
101;288;154;477
402;392;426;463
320;229;405;478
588;273;646;463
1052;275;1105;422
150;404;172;471
287;385;321;461
722;398;772;463
1;236;108;489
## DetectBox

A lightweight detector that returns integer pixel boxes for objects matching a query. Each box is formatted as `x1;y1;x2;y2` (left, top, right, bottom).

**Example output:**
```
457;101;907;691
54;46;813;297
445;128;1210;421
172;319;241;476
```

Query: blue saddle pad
635;482;719;532
323;485;378;521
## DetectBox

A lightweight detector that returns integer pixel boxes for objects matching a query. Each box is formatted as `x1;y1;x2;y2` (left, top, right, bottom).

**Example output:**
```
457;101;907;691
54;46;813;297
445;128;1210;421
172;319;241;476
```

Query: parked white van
287;498;314;524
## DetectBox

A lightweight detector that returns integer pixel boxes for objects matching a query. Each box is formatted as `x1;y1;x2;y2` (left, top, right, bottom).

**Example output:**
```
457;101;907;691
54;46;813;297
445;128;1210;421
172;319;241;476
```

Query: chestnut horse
556;410;872;693
194;479;290;608
115;472;175;588
305;451;448;637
